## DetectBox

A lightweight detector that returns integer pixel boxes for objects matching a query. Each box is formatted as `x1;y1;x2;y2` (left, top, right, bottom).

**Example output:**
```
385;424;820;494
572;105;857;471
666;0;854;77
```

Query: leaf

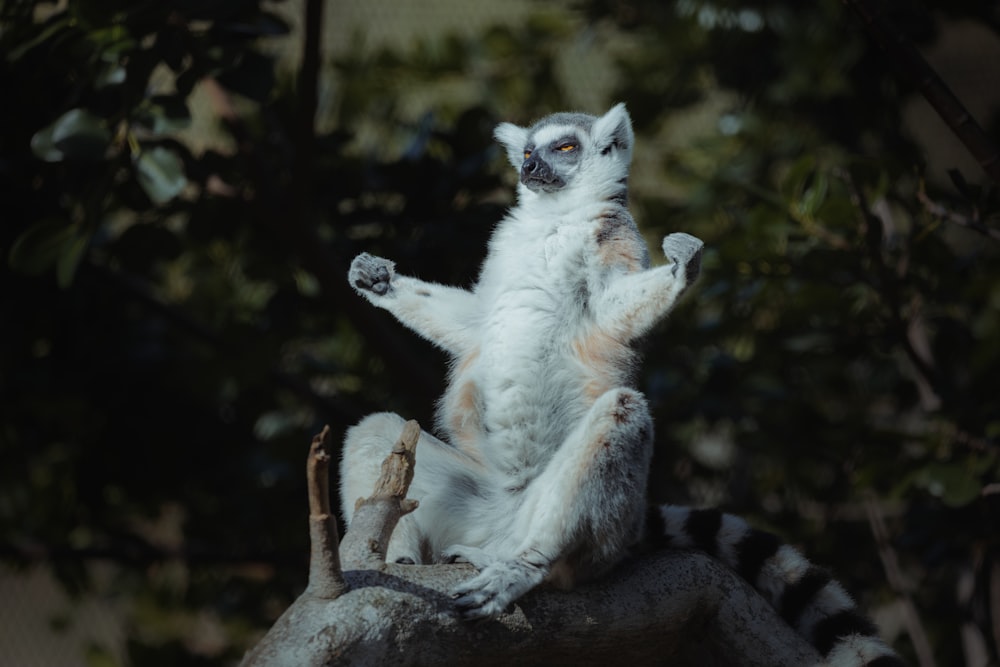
56;231;90;288
134;146;187;204
133;96;191;135
30;126;63;162
8;219;85;279
6;14;72;62
779;155;816;201
95;63;127;89
89;25;136;61
798;171;829;217
51;109;112;159
915;463;983;508
31;109;111;162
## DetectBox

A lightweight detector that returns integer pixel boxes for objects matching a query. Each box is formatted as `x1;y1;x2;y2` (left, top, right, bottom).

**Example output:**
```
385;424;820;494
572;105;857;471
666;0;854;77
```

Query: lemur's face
493;104;634;198
519;128;584;193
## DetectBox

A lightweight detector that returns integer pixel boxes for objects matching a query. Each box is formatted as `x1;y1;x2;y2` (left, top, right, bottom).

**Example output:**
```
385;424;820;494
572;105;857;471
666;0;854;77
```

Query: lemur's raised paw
662;233;704;284
449;558;547;620
348;252;395;296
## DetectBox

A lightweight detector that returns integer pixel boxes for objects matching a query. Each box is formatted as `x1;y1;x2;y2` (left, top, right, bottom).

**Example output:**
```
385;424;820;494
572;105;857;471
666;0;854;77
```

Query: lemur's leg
341;412;487;565
446;388;653;619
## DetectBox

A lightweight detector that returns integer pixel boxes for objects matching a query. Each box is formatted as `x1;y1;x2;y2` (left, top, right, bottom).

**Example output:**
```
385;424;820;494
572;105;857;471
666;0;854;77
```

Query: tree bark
240;424;823;667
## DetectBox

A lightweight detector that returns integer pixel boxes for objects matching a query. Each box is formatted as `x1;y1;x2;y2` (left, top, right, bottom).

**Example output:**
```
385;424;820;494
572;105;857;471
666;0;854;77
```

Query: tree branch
916;182;1000;242
291;0;323;209
240;421;824;667
241;549;823;667
841;0;1000;188
305;425;346;600
840;168;943;409
865;494;935;667
339;419;420;568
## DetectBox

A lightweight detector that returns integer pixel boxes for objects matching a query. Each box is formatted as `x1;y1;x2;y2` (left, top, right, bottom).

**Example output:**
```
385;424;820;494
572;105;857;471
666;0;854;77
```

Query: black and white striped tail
648;505;905;667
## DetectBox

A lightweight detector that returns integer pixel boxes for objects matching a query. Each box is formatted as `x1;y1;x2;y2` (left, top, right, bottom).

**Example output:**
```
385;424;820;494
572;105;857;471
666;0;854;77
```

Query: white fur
715;512;750;567
343;104;701;618
825;634;901;667
796;580;857;637
341;105;898;666
493;122;528;168
659;505;696;548
755;544;812;604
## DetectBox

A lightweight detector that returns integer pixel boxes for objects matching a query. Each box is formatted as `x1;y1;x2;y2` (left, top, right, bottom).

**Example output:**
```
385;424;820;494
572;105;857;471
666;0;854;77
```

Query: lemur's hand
349;252;395;296
662;233;704;285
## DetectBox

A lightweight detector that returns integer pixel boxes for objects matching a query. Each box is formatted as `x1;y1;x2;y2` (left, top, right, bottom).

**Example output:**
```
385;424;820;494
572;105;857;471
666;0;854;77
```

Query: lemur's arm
595;233;703;342
349;252;479;355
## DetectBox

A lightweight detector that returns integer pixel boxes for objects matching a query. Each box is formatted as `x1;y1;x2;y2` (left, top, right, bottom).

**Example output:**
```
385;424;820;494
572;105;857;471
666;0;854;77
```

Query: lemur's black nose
521;155;554;182
522;155;542;174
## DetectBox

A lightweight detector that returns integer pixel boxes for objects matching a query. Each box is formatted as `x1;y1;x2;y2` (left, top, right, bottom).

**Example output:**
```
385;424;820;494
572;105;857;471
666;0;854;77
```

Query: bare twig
339;420;421;568
865;494;937;667
916;183;1000;241
305;425;346;599
291;0;323;210
841;0;1000;188
840;169;942;407
990;551;1000;661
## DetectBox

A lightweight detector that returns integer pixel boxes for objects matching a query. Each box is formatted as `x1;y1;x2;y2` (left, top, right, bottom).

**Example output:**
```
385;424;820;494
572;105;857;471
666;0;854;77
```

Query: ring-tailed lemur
342;104;903;666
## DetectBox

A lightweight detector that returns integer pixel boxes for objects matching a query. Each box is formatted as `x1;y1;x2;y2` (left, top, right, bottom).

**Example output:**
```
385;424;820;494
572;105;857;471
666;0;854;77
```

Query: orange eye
523;150;532;159
557;143;577;152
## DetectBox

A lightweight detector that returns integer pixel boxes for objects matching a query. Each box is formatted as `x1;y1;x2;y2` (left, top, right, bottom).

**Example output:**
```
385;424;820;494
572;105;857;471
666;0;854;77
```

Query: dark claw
453;594;490;617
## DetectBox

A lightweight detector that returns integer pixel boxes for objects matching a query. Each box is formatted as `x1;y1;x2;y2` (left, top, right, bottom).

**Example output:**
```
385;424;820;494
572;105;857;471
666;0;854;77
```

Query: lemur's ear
591;103;633;159
494;122;529;168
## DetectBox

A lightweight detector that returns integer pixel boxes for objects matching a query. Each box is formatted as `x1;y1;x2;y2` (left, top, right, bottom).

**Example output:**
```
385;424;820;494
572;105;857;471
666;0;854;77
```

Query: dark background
1;0;998;664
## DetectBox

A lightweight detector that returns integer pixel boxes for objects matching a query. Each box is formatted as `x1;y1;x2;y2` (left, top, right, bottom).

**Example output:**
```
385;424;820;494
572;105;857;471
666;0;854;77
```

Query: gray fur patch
529;111;596;134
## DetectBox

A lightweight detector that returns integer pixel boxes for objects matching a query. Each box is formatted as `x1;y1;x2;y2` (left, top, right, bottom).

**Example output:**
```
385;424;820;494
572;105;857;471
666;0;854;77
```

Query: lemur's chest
487;219;594;305
479;225;591;353
473;217;622;395
441;214;633;474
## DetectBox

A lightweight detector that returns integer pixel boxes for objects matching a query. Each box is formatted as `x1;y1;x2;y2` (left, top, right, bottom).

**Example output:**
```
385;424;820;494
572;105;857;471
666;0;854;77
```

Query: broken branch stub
340;419;421;568
305;425;346;599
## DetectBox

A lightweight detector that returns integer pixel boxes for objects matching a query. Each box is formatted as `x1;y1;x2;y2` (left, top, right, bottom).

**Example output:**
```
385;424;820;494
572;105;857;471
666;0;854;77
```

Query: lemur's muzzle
521;155;565;191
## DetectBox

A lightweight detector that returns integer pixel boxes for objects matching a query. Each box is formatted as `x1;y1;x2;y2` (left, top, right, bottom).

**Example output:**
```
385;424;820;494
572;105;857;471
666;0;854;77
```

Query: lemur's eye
557;143;577;152
523;150;532;159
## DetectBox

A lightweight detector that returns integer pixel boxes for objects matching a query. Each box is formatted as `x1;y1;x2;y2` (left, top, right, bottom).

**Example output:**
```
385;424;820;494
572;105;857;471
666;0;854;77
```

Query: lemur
342;104;903;666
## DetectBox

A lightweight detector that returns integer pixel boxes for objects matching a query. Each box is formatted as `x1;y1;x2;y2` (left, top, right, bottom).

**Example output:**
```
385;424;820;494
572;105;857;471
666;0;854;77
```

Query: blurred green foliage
1;0;998;664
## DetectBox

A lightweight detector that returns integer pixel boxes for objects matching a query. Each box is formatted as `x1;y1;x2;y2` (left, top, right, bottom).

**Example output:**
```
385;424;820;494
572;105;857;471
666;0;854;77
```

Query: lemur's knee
586;388;654;510
344;412;406;456
593;388;653;443
340;412;407;523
